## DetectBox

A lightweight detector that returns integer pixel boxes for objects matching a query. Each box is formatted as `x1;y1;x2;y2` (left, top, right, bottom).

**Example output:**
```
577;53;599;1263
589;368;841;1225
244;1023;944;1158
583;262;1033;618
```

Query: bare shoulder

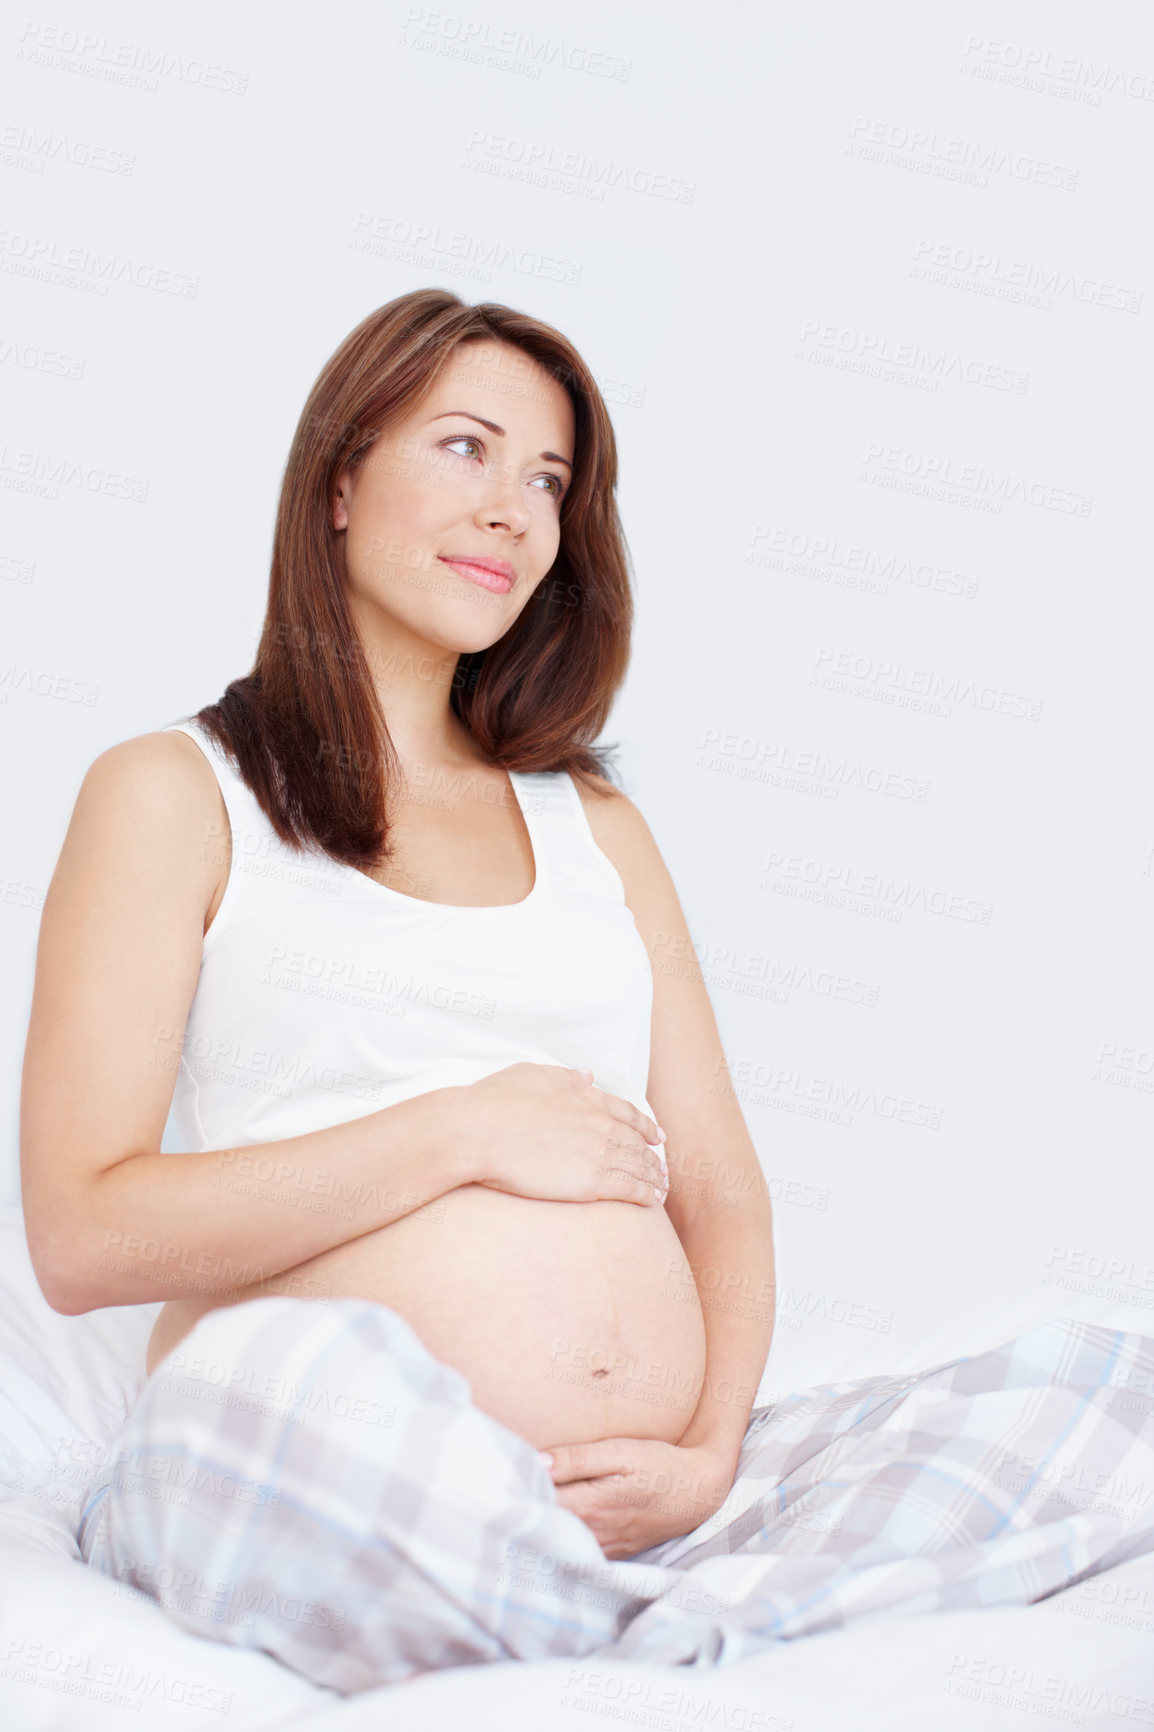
77;728;223;825
85;725;213;781
60;728;228;905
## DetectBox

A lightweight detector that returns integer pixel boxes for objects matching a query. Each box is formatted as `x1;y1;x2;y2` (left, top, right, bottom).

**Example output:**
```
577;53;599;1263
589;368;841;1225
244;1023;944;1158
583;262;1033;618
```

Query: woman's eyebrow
428;410;572;472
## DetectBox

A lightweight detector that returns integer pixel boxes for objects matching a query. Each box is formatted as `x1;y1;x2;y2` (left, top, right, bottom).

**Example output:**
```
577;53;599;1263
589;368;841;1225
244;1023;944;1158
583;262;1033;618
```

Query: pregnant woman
20;289;777;1687
22;289;1154;1696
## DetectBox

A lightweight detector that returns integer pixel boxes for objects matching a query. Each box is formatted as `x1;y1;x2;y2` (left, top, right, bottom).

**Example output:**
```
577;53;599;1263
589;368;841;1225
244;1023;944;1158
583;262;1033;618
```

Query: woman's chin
358;593;524;658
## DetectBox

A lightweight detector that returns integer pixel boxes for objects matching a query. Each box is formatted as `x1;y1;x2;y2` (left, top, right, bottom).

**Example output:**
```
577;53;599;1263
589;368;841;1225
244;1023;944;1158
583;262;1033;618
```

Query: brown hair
190;288;633;870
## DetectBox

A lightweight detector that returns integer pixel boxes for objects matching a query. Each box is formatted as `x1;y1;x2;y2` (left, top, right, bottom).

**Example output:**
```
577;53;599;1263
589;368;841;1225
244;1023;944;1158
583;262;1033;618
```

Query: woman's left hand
543;1437;737;1559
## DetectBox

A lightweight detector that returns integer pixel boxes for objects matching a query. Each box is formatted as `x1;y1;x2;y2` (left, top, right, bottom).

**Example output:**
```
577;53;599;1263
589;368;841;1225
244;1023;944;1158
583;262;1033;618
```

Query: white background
2;0;1151;1396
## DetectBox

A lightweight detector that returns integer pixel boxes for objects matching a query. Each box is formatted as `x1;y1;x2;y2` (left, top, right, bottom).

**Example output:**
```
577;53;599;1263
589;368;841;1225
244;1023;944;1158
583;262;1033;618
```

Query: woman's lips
438;556;514;595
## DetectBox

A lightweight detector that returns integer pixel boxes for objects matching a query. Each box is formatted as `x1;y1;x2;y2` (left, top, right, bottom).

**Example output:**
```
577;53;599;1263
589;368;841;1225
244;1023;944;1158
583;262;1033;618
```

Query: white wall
3;0;1150;1394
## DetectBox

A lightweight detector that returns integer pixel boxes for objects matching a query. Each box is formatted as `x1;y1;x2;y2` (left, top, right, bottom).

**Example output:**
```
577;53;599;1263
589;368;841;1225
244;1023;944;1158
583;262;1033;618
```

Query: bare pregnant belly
145;1185;708;1452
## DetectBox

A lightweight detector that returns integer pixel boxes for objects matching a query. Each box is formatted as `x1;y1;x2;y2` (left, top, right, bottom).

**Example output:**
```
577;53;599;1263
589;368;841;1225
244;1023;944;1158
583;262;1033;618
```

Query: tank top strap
163;717;275;848
514;767;627;906
162;716;334;954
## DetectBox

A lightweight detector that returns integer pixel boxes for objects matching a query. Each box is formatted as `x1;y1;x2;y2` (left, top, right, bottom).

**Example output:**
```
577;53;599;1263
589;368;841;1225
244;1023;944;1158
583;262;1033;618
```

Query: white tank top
159;718;657;1154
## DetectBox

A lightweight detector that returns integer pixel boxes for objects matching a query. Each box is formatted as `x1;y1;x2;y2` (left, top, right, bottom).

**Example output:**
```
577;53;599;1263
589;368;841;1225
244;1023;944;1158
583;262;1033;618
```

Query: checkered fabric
76;1295;1154;1693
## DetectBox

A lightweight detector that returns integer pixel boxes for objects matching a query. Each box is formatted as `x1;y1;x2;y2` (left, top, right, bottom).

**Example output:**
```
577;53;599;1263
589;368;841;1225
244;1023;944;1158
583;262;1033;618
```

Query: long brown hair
191;288;633;870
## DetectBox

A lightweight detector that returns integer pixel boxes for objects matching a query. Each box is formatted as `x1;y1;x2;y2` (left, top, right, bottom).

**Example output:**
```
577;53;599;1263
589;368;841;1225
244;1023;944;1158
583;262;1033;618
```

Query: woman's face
332;338;577;654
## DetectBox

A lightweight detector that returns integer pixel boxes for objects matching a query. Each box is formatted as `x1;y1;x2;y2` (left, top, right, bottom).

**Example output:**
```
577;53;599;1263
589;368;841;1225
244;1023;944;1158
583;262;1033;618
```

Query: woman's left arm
546;782;776;1555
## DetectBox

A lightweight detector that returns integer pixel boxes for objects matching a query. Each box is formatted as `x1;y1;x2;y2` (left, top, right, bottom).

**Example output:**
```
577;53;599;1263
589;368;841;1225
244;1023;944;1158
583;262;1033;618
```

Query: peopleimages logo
911;237;1142;313
959;35;1154;103
944;1651;1154;1723
463;130;694;202
746;524;978;601
0;227;199;297
847;116;1079;189
860;442;1092;516
760;850;993;926
696;728;929;803
349;211;582;286
15;21;249;93
795;321;1028;393
810;646;1044;721
714;1053;943;1131
398;9;633;81
0;122;135;175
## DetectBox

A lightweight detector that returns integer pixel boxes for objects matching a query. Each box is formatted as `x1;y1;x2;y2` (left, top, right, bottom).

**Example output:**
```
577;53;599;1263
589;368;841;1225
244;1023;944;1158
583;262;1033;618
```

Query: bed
2;1201;1151;1731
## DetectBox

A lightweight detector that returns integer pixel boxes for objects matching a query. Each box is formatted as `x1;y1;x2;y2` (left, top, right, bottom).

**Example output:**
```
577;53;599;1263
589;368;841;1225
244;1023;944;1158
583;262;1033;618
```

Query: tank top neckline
332;767;549;915
172;720;554;917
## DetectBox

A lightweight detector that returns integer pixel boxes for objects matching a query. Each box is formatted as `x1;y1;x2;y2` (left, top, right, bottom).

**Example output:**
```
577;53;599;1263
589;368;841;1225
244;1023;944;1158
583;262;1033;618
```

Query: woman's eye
441;437;565;499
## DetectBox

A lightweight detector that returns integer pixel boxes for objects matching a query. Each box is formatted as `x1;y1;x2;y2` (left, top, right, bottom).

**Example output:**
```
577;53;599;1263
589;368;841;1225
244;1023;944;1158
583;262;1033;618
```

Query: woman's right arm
19;732;471;1316
20;734;668;1317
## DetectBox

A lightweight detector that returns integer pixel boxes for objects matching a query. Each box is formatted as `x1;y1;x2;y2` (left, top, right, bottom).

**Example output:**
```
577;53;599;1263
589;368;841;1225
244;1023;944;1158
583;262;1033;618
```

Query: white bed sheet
2;1204;1151;1730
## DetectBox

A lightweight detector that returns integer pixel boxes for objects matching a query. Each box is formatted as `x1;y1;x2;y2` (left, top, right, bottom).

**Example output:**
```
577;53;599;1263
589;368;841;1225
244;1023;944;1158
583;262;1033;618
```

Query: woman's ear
331;474;350;532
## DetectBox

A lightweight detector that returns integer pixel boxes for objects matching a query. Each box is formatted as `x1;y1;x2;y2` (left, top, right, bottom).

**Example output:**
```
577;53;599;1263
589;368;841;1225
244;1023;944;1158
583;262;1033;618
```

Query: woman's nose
476;465;531;533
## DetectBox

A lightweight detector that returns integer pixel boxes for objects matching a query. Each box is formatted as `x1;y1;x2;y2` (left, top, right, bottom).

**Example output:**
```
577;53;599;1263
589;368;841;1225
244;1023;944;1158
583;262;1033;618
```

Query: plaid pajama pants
76;1295;1154;1694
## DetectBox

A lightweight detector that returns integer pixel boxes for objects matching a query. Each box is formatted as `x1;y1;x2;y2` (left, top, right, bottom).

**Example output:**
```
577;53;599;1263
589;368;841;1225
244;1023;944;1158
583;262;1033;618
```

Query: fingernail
653;1187;665;1201
538;1452;554;1467
655;1127;667;1142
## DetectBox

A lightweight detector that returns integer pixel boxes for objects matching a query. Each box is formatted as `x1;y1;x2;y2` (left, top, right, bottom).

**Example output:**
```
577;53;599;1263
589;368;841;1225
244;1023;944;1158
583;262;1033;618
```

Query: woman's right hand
448;1062;669;1207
